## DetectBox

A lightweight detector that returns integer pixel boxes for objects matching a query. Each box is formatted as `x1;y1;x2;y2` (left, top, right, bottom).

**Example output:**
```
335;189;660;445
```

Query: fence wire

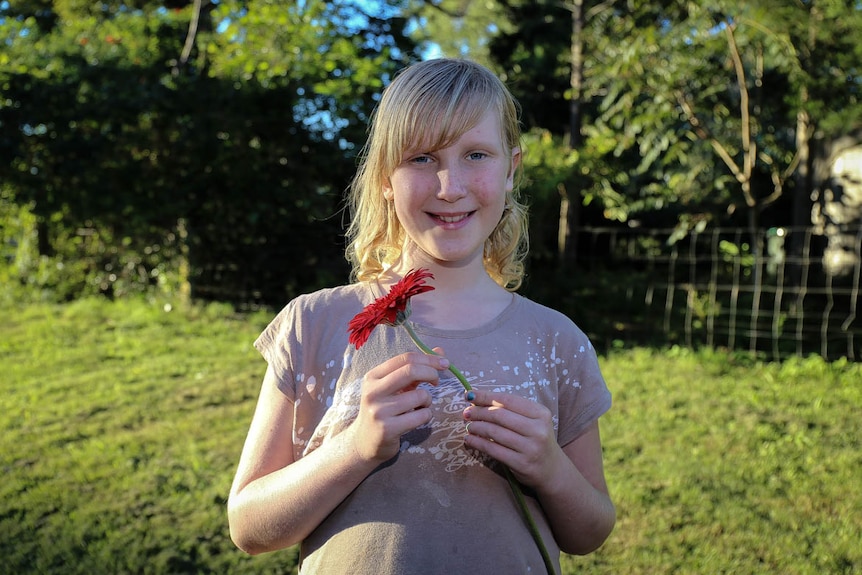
574;226;861;361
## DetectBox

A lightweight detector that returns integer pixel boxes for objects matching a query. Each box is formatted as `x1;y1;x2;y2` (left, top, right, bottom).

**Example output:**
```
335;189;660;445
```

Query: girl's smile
429;211;474;227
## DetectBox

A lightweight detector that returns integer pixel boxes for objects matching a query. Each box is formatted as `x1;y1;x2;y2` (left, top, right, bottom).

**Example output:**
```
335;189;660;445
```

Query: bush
0;186;187;304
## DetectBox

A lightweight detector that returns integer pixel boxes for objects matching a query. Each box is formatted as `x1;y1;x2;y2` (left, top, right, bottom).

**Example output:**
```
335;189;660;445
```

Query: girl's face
384;110;520;271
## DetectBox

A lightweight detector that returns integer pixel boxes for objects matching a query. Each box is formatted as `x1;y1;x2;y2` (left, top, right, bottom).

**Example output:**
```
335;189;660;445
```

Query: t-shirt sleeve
253;300;299;402
556;332;612;447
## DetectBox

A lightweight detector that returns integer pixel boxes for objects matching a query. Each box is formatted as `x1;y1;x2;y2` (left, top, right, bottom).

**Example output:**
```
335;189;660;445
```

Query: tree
402;0;513;66
488;1;692;263
0;0;417;303
593;1;861;252
763;0;862;262
483;0;861;229
675;13;801;253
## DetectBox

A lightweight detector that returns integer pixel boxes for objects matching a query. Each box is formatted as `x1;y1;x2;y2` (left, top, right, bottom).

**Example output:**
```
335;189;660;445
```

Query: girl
228;58;615;574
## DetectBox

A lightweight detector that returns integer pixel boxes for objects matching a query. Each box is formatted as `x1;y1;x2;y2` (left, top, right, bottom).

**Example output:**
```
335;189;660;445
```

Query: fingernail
465;391;475;402
438;358;450;369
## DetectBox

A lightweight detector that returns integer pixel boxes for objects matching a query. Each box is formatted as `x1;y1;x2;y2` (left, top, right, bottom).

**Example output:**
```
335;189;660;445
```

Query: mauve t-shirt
255;282;612;575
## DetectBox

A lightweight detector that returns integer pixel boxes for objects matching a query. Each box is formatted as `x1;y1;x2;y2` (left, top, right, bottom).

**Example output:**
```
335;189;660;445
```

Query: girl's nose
436;168;467;202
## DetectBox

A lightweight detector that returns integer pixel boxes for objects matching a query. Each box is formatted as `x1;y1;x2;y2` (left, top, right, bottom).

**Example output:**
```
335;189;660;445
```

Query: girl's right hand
348;351;449;463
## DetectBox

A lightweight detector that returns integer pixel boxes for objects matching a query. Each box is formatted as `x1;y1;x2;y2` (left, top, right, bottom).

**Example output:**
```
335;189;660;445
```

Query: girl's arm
535;422;616;554
228;353;447;554
227;365;373;554
463;391;616;555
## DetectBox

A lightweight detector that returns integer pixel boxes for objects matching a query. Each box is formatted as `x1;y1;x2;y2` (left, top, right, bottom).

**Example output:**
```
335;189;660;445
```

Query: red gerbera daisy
347;268;435;349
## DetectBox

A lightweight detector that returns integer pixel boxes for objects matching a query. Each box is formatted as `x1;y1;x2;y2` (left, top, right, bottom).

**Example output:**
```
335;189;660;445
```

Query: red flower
348;268;435;349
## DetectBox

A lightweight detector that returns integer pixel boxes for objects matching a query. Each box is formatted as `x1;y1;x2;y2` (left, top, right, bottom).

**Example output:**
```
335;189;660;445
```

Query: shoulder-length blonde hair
345;58;529;290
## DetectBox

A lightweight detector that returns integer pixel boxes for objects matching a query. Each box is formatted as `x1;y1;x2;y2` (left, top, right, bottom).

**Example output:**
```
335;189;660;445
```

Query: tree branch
174;0;203;75
676;91;743;182
724;22;756;206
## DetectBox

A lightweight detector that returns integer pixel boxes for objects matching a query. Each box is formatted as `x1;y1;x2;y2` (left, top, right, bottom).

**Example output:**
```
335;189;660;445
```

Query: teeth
438;214;468;223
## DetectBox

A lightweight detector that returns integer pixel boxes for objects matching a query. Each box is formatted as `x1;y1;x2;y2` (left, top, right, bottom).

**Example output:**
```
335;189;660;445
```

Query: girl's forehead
399;109;501;154
403;129;454;153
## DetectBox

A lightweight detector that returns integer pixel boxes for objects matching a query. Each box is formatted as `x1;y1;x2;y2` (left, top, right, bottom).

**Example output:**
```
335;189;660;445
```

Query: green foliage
0;1;416;305
3;0;861;308
719;238;754;271
487;0;572;131
2;299;860;573
403;0;514;66
519;129;578;262
0;186;185;303
483;0;862;228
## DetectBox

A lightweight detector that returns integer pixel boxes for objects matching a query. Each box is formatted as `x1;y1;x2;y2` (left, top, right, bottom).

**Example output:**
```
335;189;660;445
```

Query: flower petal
347;268;435;349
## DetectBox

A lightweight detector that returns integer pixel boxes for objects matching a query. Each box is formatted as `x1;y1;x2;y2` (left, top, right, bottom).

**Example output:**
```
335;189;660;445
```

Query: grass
2;298;860;574
574;348;861;575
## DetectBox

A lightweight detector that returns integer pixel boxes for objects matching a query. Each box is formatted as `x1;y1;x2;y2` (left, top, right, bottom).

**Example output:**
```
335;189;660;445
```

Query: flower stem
504;467;557;575
401;321;557;575
402;322;472;391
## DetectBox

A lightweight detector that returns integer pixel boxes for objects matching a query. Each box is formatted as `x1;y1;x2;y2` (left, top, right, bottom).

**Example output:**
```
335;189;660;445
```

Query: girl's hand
462;389;565;488
348;351;449;463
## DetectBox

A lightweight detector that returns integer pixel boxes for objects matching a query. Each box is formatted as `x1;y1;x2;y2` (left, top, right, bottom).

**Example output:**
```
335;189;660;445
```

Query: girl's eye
408;154;432;164
467;152;487;161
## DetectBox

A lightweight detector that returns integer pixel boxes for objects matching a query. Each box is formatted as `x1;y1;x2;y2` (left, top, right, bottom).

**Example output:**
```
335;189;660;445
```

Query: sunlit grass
573;348;861;575
2;298;859;574
1;298;297;574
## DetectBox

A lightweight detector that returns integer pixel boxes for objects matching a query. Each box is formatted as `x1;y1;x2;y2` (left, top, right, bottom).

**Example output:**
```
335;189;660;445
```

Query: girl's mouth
432;212;473;224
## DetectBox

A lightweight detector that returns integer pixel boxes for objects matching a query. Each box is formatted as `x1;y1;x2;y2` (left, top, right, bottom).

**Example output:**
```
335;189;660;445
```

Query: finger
399;405;434;429
463;402;524;434
373;385;433;417
464;399;554;448
463;418;527;452
463;425;524;468
403;386;433;410
392;351;450;377
430;346;446;357
466;389;546;419
464;389;514;408
360;387;433;437
367;352;447;395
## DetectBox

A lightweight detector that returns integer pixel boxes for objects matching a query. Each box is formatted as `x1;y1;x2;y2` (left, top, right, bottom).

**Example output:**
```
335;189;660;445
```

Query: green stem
402;322;472;391
504;468;557;575
402;321;557;575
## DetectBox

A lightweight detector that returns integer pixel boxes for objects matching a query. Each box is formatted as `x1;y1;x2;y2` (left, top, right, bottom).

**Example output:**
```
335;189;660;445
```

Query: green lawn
2;298;859;574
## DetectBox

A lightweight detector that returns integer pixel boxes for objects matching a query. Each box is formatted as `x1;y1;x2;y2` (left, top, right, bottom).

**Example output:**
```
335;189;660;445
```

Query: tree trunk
560;0;585;267
789;107;813;287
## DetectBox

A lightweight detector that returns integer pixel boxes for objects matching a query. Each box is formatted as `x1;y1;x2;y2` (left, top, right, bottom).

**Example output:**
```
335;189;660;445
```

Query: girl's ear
383;181;394;201
506;147;522;189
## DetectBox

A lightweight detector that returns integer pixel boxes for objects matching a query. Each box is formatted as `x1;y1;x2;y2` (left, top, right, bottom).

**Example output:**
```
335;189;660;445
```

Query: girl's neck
385;259;513;330
388;256;495;293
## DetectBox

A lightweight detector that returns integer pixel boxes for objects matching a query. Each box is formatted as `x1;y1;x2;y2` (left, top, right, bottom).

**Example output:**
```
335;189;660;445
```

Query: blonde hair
345;58;529;291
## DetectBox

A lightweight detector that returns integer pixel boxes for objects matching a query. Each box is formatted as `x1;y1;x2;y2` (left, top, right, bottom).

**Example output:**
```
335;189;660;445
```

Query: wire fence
183;223;860;361
572;225;862;361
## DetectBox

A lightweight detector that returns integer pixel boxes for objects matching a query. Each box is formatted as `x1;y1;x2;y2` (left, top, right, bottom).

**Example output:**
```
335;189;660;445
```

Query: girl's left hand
462;389;565;488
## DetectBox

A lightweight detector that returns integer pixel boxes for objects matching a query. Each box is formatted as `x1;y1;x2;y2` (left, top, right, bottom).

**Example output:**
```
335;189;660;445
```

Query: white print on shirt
404;374;490;472
301;373;361;457
299;335;589;471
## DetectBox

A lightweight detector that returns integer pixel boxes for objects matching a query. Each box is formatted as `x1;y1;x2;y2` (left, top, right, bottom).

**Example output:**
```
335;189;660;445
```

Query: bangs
398;92;489;155
377;63;506;172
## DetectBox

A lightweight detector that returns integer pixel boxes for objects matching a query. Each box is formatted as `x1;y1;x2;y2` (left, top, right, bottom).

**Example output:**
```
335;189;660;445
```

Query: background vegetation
3;0;861;310
2;298;859;574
